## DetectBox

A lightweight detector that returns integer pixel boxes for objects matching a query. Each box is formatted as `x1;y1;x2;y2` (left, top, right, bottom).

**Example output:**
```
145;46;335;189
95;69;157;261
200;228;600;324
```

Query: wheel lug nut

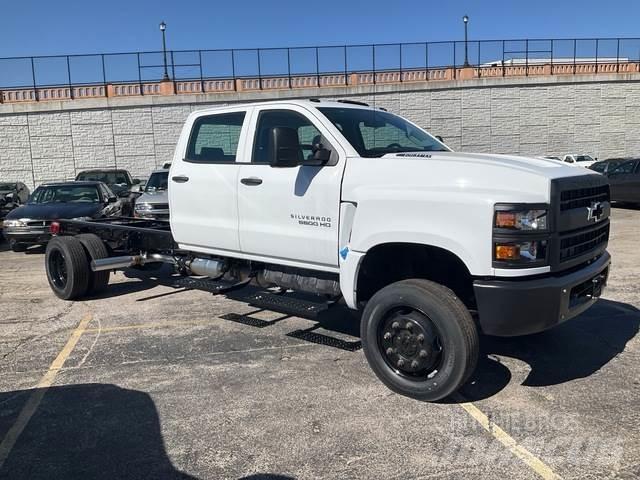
391;322;400;330
397;359;405;368
386;348;394;355
383;332;392;340
406;323;413;331
411;360;419;369
419;349;428;358
417;334;425;343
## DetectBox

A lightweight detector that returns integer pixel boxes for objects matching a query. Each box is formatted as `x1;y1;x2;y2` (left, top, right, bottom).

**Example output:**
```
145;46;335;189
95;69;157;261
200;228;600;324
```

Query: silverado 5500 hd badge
291;214;332;228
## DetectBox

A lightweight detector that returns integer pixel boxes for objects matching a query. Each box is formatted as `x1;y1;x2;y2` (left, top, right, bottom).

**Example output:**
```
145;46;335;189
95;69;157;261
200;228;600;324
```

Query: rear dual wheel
360;279;479;401
45;234;110;300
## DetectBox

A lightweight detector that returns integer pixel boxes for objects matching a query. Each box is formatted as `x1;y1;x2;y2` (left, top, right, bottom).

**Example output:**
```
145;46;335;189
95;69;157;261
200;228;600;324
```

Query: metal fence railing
1;37;640;102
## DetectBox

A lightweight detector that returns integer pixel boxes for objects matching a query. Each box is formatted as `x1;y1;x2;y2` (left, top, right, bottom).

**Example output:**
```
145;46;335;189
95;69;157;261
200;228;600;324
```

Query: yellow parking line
453;393;562;480
0;313;93;469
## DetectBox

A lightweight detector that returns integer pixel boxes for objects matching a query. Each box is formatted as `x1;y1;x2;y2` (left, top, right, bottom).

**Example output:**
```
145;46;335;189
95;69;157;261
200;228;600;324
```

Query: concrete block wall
1;75;640;189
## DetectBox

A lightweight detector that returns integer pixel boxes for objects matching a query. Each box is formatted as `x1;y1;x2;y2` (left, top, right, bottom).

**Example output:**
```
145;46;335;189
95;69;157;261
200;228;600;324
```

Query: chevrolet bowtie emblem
587;201;604;222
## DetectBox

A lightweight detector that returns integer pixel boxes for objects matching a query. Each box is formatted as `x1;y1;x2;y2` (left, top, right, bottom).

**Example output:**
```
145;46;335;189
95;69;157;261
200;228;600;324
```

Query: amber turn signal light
495;244;520;260
495;212;517;228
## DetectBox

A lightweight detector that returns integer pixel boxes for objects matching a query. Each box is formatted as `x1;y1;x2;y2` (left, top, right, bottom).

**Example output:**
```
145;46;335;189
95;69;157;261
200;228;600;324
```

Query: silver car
134;170;169;220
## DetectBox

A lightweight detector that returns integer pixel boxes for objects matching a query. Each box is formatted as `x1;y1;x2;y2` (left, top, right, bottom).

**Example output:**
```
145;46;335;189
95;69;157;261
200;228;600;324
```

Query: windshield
576;155;594;163
29;185;100;204
318;107;449;158
145;172;169;192
77;171;131;186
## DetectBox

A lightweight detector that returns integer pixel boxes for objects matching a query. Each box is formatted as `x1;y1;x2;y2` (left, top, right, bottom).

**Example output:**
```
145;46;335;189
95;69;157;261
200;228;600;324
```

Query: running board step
174;277;249;294
244;291;329;318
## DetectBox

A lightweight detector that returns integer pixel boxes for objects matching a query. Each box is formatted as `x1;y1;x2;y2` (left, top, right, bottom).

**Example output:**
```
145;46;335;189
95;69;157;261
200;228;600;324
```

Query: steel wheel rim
377;307;443;380
48;249;68;290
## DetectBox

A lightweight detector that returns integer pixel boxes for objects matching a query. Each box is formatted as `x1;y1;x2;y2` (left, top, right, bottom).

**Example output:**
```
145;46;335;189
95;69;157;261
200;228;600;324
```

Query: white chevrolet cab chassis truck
44;99;611;401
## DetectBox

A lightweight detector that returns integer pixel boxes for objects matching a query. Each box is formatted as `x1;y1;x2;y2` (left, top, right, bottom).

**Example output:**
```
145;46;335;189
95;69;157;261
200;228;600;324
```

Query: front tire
360;279;479;401
10;241;27;252
45;237;91;300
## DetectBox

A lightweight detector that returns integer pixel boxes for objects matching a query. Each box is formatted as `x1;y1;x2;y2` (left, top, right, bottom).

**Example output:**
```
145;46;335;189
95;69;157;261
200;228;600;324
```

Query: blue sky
1;0;639;88
1;0;639;57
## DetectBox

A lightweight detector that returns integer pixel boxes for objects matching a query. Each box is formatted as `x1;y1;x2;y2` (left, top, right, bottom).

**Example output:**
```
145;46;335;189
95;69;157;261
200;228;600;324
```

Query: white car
562;154;597;167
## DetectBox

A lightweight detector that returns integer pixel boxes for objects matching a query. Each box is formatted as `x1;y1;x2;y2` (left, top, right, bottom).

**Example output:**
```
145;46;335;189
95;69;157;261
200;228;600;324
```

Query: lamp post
462;15;470;67
159;21;169;80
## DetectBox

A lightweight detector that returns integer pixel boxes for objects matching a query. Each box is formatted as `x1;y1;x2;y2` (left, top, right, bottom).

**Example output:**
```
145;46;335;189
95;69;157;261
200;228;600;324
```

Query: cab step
244;291;329;318
174;277;249;294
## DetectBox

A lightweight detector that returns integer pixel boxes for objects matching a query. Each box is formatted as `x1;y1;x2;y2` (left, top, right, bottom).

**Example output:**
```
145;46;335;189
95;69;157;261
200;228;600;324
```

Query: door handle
172;175;189;183
240;177;263;186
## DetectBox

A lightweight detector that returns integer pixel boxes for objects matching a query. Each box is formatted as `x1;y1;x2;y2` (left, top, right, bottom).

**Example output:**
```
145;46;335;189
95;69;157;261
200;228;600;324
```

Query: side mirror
270;127;301;168
435;135;444;143
132;179;141;185
107;196;118;203
116;190;130;198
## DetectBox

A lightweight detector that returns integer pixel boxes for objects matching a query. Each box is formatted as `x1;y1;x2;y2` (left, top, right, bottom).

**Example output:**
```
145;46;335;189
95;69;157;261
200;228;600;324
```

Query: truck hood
379;151;587;179
343;151;601;205
136;190;168;204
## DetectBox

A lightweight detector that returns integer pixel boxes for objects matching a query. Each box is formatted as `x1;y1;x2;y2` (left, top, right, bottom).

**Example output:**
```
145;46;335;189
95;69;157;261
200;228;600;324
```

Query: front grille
25;220;51;228
151;203;169;210
560;223;609;262
560;184;609;211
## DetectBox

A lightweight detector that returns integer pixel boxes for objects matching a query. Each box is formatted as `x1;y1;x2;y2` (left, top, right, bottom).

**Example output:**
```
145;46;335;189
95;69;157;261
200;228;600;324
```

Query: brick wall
1;76;639;188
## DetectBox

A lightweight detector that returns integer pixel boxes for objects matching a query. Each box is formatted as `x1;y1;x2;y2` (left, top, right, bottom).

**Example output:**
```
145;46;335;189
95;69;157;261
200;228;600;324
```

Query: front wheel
10;241;27;252
360;279;479;401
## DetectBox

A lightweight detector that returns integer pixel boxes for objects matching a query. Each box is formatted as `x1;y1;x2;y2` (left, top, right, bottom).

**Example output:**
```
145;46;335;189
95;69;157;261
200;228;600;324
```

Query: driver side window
252;110;326;163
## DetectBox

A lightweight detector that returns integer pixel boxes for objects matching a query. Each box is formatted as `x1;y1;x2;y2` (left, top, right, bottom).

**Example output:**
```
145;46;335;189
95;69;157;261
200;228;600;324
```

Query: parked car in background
605;158;640;206
563;154;597;167
75;169;142;216
590;158;625;175
134;169;169;220
3;181;123;251
0;182;31;240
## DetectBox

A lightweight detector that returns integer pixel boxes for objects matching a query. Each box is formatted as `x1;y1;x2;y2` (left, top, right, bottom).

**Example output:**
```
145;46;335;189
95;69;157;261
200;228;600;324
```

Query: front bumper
2;226;51;244
473;251;610;336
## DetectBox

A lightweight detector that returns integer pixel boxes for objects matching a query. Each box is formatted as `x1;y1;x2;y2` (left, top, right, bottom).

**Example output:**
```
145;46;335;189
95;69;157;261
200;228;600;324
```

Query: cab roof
190;98;384;117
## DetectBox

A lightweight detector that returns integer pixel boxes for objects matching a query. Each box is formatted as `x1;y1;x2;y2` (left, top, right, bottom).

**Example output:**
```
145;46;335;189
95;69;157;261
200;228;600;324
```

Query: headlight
135;203;152;212
493;204;550;267
494;208;548;231
3;219;27;228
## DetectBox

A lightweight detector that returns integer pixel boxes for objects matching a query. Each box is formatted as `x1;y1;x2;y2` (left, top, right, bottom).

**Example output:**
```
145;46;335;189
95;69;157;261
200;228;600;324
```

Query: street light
462;15;470;67
159;21;169;80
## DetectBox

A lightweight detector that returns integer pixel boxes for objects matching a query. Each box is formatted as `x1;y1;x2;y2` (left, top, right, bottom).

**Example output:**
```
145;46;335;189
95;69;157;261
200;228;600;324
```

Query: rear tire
360;279;479;402
45;236;90;300
76;234;110;295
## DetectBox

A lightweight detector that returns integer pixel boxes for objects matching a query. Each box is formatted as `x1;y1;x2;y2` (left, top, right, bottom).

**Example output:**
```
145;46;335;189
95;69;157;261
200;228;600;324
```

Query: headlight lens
135;203;152;211
495;209;548;231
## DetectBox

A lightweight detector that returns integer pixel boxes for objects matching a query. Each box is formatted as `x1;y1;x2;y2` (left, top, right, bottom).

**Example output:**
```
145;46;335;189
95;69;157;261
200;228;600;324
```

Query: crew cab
42;99;611;401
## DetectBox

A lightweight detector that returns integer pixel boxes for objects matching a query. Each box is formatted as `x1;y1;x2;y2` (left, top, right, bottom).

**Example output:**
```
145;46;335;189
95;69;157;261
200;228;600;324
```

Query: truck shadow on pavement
0;384;297;480
0;384;196;480
460;299;640;401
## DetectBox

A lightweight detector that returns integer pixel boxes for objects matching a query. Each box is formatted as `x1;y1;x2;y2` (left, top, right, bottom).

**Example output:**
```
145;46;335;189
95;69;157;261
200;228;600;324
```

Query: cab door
237;106;346;270
170;109;250;253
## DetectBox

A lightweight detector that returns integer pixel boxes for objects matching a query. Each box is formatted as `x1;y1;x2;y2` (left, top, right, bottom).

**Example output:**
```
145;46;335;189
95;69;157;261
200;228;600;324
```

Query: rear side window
186;112;246;163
